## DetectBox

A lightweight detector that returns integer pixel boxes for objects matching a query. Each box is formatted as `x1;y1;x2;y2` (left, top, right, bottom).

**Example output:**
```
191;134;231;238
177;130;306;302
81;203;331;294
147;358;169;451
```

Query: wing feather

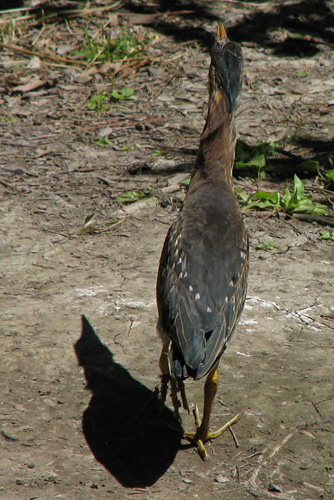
157;181;248;380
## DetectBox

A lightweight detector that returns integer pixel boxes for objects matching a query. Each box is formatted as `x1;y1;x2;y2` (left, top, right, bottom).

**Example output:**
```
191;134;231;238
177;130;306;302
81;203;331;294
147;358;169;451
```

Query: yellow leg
184;366;240;459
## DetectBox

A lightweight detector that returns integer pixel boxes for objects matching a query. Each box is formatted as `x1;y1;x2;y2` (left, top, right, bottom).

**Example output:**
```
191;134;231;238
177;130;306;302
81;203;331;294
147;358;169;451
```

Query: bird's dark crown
209;33;243;111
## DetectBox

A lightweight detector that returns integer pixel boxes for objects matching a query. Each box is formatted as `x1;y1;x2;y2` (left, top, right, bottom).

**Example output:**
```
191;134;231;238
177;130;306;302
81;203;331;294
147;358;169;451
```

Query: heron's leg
159;343;182;421
184;366;240;459
167;377;189;422
178;379;190;412
159;340;170;405
158;334;189;419
170;377;182;421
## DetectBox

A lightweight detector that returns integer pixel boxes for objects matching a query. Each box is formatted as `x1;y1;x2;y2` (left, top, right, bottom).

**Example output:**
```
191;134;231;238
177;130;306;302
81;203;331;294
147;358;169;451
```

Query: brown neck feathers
193;89;236;186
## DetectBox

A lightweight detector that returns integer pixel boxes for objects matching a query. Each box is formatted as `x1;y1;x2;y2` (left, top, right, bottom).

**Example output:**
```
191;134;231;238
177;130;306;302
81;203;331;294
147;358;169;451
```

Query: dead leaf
57;44;75;56
74;67;98;84
27;56;42;69
99;61;123;75
13;77;48;93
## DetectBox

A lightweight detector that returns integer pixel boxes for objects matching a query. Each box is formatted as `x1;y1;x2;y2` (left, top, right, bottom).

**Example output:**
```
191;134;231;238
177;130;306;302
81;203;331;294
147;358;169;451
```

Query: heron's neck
193;91;236;186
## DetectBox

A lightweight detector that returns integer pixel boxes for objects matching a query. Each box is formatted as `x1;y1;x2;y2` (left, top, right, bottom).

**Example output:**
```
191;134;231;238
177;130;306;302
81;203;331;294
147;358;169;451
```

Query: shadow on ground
16;0;333;56
229;0;334;57
127;0;334;56
74;316;183;488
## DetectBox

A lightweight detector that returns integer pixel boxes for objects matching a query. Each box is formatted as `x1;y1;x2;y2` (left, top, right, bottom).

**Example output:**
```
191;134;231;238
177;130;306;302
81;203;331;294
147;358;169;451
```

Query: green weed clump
79;213;122;235
73;26;146;64
116;188;153;205
320;231;334;241
87;87;136;112
234;140;277;177
236;174;328;215
234;139;321;179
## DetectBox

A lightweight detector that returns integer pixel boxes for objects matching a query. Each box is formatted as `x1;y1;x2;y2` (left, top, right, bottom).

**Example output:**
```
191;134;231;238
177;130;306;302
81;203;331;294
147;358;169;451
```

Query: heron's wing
157;185;248;380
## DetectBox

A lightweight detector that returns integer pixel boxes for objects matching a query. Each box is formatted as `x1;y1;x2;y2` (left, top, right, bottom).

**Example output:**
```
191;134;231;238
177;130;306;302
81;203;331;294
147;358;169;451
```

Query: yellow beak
217;21;228;41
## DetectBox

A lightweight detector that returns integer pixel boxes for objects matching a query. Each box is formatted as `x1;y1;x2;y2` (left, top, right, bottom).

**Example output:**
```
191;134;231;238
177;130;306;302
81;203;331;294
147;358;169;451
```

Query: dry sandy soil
1;1;334;499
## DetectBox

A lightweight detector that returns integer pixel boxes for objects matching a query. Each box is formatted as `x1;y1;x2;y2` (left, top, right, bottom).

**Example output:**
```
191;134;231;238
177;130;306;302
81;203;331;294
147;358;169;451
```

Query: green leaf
121;143;142;151
237;175;328;216
111;90;121;100
153;150;165;157
236;189;281;211
256;240;277;251
83;213;95;226
122;87;134;98
235;140;277;164
254;191;279;202
321;231;334;241
111;87;136;102
71;26;146;64
234;140;278;178
292;198;317;214
116;188;153;205
326;169;334;190
87;93;108;111
282;175;328;215
94;137;113;146
293;174;305;199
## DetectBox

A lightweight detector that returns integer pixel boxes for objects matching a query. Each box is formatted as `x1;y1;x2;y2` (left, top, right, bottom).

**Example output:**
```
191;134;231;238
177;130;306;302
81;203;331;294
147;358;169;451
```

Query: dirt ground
1;1;334;499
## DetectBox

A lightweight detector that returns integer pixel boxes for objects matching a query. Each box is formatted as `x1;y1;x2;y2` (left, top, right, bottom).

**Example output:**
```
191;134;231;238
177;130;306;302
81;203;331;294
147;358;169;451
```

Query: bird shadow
74;315;183;488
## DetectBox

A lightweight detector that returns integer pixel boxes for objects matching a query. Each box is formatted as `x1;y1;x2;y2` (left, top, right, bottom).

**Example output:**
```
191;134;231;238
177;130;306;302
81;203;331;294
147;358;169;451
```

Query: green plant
121;143;141;151
256;241;277;251
72;26;110;63
111;87;136;102
234;140;277;177
152;150;167;157
320;231;334;241
87;92;109;111
111;28;145;60
282;174;327;214
237;175;328;215
116;188;153;205
234;140;324;179
79;213;123;234
72;26;145;64
180;178;191;186
87;86;136;113
94;137;113;146
326;169;334;190
286;123;305;145
236;189;281;211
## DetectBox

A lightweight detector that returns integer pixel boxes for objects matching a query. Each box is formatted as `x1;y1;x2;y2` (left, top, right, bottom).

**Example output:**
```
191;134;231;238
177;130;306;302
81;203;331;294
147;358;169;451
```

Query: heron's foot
184;406;240;459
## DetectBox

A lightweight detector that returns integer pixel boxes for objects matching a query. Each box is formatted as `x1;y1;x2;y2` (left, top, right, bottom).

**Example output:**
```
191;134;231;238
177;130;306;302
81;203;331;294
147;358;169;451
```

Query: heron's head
209;22;243;111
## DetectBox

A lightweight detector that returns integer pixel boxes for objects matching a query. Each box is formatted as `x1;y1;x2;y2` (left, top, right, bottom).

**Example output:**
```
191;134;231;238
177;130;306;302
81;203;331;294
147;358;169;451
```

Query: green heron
156;23;249;459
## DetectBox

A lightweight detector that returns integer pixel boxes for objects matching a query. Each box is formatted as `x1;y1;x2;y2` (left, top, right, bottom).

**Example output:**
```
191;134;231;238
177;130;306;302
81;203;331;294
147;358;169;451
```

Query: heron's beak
216;22;228;41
